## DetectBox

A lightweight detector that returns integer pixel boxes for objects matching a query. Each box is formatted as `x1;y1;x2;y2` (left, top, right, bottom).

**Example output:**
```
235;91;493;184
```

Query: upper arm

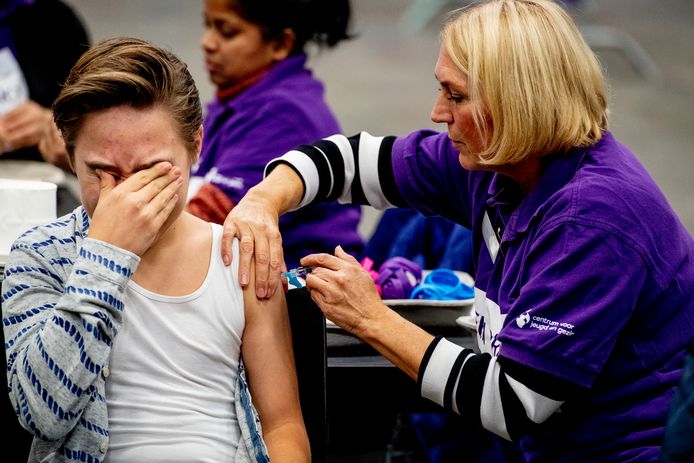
241;264;303;433
391;130;474;224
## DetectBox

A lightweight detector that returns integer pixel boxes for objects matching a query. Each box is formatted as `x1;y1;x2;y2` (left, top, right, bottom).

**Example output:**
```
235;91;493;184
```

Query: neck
216;64;272;102
131;211;212;295
496;157;542;193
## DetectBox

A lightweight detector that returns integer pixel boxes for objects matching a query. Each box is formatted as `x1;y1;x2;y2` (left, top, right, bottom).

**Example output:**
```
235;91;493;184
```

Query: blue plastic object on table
410;269;474;301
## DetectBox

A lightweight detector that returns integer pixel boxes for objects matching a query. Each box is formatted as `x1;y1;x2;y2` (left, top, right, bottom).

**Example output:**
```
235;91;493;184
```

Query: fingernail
257;287;266;298
240;273;248;285
223;255;230;266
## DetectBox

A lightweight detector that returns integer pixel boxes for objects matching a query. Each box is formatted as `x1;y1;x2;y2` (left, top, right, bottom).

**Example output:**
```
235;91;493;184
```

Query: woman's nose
430;94;452;124
200;29;215;52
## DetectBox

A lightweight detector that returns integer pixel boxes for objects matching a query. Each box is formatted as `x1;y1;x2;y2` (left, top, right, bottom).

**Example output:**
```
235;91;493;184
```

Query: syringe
281;265;314;287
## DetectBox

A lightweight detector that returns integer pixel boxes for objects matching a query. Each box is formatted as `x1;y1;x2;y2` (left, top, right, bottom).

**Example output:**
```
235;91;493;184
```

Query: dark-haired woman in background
188;0;363;276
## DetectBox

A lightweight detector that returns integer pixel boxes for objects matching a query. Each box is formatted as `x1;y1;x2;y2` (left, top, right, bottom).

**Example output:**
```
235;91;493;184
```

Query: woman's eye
438;87;465;104
219;26;238;39
203;17;237;39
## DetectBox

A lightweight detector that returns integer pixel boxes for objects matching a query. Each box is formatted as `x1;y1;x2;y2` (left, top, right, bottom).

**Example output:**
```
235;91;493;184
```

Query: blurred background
64;0;694;238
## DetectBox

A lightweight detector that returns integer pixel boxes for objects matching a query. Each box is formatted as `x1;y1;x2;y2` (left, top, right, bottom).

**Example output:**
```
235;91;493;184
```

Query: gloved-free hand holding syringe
282;265;313;288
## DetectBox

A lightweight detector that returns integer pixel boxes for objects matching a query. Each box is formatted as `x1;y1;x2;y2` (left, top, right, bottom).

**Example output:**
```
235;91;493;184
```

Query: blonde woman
222;1;694;461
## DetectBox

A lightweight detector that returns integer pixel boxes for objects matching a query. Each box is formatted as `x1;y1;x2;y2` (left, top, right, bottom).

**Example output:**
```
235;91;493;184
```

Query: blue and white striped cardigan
1;207;268;463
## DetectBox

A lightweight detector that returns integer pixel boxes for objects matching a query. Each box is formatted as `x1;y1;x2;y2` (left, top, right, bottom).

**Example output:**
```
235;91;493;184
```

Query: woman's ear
271;28;296;61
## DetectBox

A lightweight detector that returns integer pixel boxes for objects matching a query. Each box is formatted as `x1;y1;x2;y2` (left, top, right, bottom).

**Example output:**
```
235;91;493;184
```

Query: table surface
328;334;476;367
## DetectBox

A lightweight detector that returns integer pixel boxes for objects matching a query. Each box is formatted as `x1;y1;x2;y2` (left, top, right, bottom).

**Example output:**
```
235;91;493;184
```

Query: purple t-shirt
192;54;363;267
393;130;694;461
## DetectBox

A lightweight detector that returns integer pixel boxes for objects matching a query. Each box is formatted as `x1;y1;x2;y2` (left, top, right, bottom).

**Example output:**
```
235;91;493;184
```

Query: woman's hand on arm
222;164;305;298
242;262;311;462
302;246;435;380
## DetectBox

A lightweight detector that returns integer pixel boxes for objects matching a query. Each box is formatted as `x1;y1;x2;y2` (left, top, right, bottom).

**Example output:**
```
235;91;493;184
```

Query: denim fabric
234;361;269;462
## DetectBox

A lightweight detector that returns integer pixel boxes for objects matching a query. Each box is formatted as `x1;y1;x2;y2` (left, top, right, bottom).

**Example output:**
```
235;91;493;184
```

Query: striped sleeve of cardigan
2;229;139;440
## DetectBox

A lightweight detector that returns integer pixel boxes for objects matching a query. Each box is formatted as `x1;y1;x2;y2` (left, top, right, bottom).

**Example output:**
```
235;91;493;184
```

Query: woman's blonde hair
441;0;608;165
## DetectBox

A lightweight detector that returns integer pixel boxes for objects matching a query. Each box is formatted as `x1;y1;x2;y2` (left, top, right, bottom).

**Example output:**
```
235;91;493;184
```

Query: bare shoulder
178;213;215;256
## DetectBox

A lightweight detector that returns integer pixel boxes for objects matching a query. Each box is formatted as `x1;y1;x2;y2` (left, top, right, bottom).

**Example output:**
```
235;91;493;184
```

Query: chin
208;72;227;88
458;153;481;171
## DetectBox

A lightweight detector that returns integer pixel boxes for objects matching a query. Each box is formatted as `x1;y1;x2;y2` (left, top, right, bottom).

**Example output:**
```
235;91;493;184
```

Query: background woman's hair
53;37;202;162
442;0;608;165
230;0;353;54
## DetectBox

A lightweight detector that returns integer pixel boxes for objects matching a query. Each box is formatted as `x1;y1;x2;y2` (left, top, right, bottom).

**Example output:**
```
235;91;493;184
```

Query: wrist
87;222;141;256
262;164;305;213
244;184;284;217
355;302;393;342
356;304;435;380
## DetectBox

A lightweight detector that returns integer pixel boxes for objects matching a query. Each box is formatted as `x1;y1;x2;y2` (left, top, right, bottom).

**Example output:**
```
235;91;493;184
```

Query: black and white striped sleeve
418;337;585;441
264;132;408;209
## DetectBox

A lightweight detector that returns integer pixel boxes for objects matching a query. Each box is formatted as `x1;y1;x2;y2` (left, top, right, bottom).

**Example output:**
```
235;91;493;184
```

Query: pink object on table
360;256;382;295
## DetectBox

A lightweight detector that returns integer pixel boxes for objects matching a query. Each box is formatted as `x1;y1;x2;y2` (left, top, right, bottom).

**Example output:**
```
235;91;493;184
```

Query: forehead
73;105;187;169
435;49;468;89
205;0;243;20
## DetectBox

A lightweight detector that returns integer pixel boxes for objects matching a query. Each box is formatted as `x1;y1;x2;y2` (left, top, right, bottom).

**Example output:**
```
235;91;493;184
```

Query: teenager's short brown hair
53;37;202;163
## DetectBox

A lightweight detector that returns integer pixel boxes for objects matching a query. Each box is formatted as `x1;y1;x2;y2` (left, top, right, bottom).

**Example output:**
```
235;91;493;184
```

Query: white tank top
104;224;244;462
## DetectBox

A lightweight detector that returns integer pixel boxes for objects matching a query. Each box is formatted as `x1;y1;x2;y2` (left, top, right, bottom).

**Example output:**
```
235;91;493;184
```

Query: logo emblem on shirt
515;312;576;336
516;311;531;328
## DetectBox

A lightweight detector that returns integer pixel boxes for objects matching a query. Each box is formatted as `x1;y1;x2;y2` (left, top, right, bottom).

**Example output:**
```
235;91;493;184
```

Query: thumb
334;245;357;263
97;169;117;193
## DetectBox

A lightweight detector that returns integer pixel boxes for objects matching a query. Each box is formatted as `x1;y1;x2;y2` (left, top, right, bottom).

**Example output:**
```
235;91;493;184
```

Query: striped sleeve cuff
419;337;467;406
76;238;140;289
264;150;319;210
